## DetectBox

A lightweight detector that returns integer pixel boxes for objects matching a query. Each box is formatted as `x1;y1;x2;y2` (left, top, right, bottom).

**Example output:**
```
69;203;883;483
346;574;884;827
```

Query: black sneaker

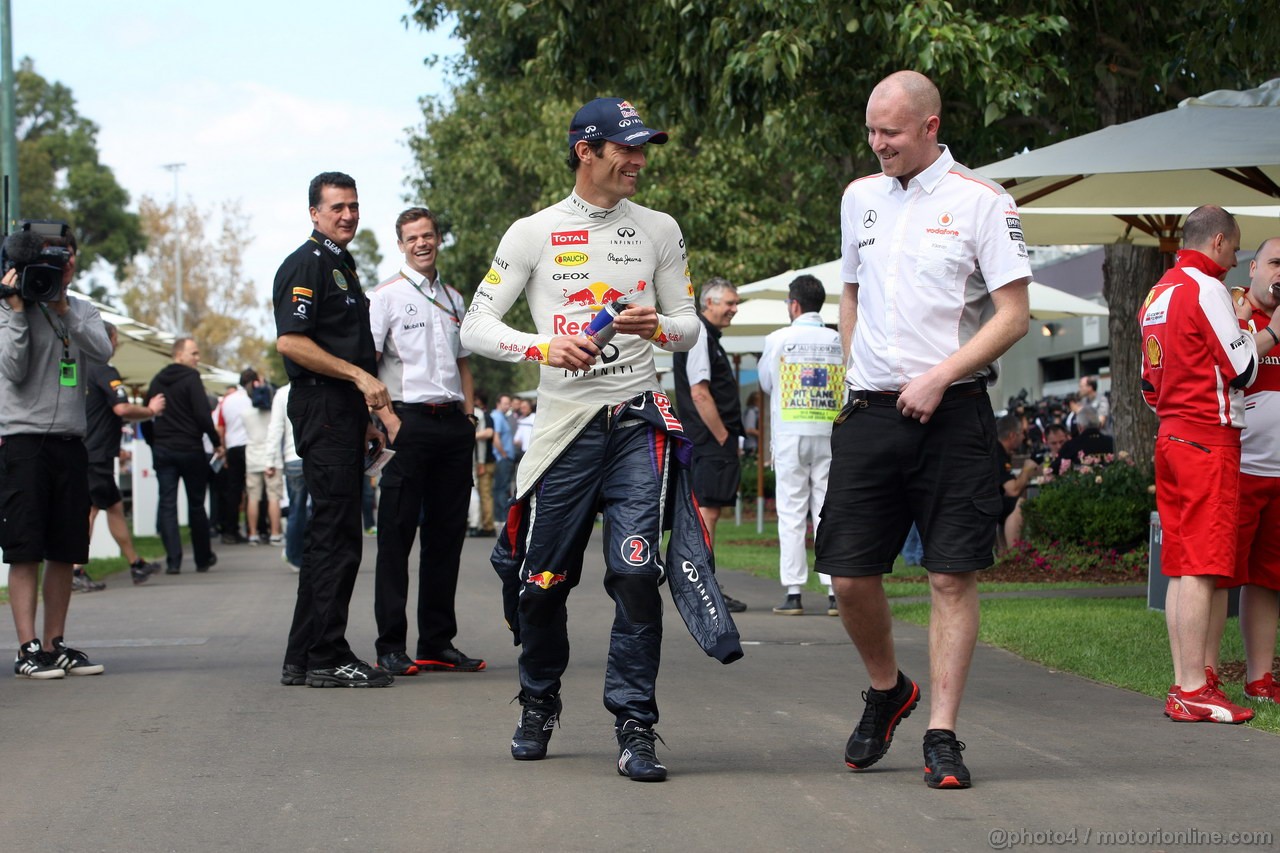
415;647;486;672
511;693;561;760
51;637;105;676
827;595;839;617
221;533;250;545
616;719;668;782
376;651;420;676
723;593;748;613
772;594;803;615
71;568;106;593
196;554;218;573
14;640;64;679
305;660;394;688
165;565;181;575
130;559;158;585
922;728;971;789
281;664;307;686
844;671;920;770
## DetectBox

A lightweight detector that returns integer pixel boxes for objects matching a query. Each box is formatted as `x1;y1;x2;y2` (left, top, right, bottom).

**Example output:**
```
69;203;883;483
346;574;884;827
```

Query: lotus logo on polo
555;251;588;267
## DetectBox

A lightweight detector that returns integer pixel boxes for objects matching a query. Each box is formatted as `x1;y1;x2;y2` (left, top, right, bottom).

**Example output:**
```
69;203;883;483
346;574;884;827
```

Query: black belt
393;401;460;416
293;376;352;388
851;380;986;406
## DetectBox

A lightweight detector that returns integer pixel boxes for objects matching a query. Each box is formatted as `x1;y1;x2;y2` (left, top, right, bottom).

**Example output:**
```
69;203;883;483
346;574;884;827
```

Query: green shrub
1022;454;1155;551
739;456;775;500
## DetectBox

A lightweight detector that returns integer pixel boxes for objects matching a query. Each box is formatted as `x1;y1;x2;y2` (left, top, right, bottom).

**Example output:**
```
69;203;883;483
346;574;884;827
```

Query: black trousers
220;445;246;535
284;384;368;670
373;406;474;657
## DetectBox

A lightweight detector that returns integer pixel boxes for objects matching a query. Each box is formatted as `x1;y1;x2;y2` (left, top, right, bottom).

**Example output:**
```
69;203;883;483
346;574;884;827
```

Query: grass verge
891;597;1280;735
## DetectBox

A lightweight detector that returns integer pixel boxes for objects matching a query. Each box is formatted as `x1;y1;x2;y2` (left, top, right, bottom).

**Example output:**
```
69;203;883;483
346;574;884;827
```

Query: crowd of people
5;70;1278;795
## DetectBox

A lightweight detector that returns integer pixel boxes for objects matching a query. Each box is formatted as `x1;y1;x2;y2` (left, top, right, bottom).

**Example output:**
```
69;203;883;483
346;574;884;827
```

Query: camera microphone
3;230;47;265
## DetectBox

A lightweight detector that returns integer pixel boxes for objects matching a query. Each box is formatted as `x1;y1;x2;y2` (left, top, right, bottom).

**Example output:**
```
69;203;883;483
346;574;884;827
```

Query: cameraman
0;226;113;678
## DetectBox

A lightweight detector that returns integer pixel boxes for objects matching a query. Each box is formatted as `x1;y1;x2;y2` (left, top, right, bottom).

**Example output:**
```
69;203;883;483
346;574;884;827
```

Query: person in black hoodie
145;337;223;574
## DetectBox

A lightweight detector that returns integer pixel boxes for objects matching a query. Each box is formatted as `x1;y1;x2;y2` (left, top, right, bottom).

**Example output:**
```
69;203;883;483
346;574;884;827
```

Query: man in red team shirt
1141;206;1280;723
1219;236;1280;704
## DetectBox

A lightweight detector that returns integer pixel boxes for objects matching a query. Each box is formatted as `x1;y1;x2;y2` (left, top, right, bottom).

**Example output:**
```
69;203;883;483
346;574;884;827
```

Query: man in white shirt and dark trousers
369;207;486;677
758;274;844;616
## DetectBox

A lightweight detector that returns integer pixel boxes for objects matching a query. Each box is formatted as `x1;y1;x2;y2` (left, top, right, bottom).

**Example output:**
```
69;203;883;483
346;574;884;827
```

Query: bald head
869;71;942;123
1182;205;1240;275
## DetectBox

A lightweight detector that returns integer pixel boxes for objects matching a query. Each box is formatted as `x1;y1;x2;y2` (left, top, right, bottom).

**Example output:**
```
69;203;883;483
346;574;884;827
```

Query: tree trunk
1103;243;1164;468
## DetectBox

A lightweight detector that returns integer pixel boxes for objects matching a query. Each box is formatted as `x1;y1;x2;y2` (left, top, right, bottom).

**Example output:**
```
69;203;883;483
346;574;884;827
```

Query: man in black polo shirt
273;171;393;688
673;276;747;612
84;322;166;585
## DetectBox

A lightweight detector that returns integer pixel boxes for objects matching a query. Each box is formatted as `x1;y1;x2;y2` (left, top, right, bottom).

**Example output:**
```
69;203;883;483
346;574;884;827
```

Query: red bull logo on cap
528;571;568;589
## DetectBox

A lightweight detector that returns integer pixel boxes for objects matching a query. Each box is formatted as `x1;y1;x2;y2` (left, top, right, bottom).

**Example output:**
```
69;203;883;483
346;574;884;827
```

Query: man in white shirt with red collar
369;207;485;678
814;70;1032;789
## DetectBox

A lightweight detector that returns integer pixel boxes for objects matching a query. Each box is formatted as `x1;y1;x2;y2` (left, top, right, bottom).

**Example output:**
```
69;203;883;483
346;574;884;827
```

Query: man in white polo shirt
369;206;486;678
813;70;1032;789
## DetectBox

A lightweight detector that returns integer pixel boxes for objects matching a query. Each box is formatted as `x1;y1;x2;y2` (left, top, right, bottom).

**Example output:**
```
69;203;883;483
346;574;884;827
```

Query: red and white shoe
1245;672;1280;703
1171;684;1254;724
1204;666;1222;691
1162;684;1180;719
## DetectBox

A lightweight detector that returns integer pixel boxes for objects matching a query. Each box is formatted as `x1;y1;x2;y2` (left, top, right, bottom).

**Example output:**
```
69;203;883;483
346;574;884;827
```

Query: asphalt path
1;530;1277;853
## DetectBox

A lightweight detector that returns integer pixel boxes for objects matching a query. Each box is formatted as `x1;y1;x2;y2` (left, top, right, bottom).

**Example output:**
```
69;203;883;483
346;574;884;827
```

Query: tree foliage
349;228;384;286
405;0;1280;434
13;58;145;282
119;196;270;371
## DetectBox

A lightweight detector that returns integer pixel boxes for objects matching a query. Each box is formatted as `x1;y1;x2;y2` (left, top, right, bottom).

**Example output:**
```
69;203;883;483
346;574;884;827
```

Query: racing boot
511;692;561;760
616;719;668;782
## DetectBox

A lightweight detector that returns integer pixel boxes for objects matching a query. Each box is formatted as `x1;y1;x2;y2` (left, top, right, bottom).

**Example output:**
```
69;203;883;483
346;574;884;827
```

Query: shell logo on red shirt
1145;335;1162;367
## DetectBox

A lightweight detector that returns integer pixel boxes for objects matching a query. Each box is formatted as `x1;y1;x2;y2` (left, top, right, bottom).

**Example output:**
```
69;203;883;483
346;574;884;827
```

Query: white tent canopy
977;79;1280;249
737;259;1106;323
73;289;240;390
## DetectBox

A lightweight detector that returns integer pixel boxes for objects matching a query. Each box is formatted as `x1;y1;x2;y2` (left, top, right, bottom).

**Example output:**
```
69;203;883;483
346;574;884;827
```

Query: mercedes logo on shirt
863;210;877;228
405;304;418;315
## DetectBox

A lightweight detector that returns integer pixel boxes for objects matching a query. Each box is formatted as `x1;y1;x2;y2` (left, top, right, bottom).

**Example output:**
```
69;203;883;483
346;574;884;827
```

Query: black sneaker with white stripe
14;640;64;679
511;692;561;760
616;719;668;782
52;637;104;676
305;660;393;688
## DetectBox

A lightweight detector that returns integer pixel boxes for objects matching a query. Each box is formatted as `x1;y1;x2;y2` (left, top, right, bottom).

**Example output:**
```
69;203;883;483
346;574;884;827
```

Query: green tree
407;0;1280;459
349;227;384;287
119;195;270;371
14;58;145;284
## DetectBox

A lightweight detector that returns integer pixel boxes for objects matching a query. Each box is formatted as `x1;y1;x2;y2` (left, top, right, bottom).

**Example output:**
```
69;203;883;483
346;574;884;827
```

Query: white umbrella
1026;282;1108;320
977;79;1280;249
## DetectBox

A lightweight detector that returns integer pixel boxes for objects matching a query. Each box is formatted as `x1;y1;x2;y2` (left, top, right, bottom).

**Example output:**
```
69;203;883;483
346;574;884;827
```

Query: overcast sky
12;0;461;324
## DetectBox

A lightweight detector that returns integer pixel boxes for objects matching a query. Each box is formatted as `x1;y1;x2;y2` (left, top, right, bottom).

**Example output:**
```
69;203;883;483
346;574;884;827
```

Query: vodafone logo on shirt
551;230;589;246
